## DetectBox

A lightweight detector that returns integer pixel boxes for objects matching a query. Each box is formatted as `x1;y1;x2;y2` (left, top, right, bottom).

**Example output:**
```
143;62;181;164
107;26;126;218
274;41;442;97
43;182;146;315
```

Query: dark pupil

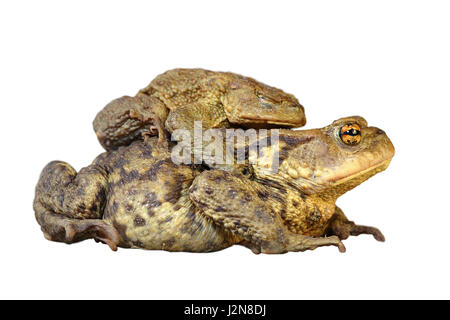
343;128;360;136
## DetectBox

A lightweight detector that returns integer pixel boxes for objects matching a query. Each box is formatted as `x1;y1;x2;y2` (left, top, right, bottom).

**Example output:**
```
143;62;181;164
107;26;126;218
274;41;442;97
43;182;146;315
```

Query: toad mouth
330;158;393;186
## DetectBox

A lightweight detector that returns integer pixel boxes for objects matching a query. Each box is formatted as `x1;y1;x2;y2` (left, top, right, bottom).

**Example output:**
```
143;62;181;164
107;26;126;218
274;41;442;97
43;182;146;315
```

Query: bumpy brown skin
34;116;394;253
93;68;305;151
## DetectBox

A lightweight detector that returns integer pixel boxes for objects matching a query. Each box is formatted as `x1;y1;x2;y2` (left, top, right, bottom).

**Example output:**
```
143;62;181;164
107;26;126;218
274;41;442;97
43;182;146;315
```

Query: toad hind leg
33;160;119;250
326;206;385;242
189;170;345;254
93;95;169;151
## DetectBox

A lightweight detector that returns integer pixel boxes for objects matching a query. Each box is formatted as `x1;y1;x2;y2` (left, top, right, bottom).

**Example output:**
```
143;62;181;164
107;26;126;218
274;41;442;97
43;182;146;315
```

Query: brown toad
93;68;305;151
34;116;394;253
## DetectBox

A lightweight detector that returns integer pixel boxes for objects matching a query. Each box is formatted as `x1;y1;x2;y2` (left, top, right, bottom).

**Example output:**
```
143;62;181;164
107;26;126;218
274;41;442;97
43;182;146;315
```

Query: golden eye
339;123;361;145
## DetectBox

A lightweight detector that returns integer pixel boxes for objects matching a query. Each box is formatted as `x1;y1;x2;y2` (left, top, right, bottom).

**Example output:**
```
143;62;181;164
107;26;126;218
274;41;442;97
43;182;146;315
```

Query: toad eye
256;91;278;103
256;95;277;108
339;123;361;145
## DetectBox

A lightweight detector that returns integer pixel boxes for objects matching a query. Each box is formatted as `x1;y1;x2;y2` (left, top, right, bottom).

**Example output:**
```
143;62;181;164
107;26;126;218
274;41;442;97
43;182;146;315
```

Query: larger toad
34;116;394;253
93;68;305;151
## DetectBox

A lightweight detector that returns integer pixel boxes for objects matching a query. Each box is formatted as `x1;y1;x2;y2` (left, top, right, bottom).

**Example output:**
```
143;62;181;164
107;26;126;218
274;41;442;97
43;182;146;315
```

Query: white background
1;1;449;299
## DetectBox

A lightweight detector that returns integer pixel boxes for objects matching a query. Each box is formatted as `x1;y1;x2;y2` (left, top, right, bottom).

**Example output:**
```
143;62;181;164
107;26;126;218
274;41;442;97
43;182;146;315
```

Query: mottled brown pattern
34;116;394;254
134;215;146;227
93;68;306;151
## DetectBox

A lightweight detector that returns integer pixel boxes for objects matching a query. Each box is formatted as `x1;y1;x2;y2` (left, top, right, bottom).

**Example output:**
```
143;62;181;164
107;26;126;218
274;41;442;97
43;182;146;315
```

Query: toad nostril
376;129;385;135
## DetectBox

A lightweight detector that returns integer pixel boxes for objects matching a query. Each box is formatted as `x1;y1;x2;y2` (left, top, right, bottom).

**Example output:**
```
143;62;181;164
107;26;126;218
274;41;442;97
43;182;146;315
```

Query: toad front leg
189;170;345;254
33;160;119;250
326;207;385;242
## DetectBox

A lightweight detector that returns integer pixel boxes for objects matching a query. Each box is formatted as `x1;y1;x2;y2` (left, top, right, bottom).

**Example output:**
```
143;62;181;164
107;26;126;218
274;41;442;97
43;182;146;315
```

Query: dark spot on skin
162;189;173;201
132;240;144;248
163;173;184;204
140;146;153;159
215;206;226;212
113;157;128;169
125;203;133;212
163;181;172;189
145;159;171;181
163;237;176;249
58;192;64;207
145;167;159;181
292;201;298;207
196;201;207;208
254;208;264;220
77;188;85;197
307;209;322;226
143;192;161;208
126;170;140;182
205;187;214;195
243;193;252;202
77;203;86;212
111;201;119;213
134;215;146;226
173;204;182;211
228;188;237;199
127;188;138;196
96;183;107;201
164;192;180;204
257;190;269;201
190;184;198;193
280;209;287;220
116;169;141;187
